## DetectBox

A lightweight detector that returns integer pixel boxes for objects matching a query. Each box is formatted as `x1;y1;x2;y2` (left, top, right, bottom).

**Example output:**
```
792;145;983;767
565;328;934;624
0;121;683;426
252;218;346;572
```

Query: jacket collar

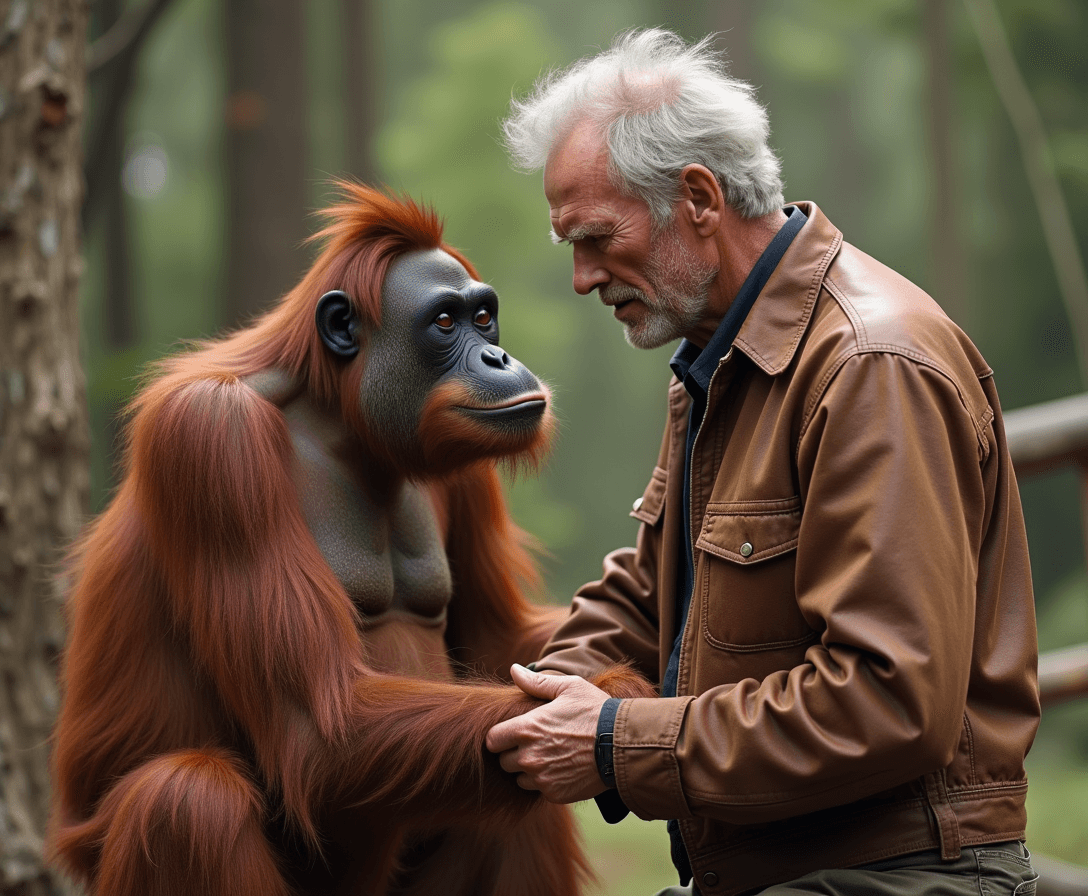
731;201;843;376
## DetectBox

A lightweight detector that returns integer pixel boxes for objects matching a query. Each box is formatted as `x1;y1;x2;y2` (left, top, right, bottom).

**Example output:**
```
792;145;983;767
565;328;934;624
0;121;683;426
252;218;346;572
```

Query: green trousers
653;841;1037;896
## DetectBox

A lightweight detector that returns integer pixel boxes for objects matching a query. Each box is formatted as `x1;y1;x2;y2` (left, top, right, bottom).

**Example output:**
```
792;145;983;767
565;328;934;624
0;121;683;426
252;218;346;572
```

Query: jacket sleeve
613;350;1002;823
534;533;664;686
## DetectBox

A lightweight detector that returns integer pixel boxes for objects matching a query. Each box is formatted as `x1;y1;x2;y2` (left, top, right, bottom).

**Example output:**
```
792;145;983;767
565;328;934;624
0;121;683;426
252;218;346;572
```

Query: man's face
544;122;717;349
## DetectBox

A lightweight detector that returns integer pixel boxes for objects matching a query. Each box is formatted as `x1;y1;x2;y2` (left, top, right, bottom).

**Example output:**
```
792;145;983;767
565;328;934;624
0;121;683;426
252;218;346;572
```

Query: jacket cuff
613;695;696;820
595;698;622;788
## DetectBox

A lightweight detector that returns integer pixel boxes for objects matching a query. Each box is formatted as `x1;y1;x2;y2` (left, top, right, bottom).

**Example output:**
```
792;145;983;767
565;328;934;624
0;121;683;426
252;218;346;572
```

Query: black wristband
595;697;622;789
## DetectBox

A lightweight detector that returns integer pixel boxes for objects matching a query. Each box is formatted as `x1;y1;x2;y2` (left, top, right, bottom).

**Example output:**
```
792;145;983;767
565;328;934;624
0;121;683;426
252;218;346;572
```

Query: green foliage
1027;569;1088;865
1026;751;1088;865
575;802;676;895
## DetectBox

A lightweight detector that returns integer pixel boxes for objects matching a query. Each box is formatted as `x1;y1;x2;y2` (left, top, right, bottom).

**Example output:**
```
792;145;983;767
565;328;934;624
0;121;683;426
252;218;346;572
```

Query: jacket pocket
694;497;816;651
630;465;667;525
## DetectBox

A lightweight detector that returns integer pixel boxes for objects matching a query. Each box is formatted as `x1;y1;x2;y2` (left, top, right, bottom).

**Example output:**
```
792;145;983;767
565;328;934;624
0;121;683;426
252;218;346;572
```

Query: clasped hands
486;664;612;803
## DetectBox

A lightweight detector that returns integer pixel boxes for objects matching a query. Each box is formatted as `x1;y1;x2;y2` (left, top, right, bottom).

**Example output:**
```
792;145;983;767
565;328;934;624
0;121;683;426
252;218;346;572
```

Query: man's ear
678;164;724;237
315;290;360;359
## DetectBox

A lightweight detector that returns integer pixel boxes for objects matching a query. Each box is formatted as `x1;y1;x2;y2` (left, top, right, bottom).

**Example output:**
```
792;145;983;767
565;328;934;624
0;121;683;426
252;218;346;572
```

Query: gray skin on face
358;248;545;469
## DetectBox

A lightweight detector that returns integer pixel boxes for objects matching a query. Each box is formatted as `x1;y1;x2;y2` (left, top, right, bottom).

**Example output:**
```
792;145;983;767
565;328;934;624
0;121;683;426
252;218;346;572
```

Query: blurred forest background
11;0;1088;892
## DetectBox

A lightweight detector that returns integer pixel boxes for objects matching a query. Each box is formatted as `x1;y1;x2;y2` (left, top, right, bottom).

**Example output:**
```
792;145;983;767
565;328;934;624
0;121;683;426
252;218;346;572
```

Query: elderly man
485;28;1040;896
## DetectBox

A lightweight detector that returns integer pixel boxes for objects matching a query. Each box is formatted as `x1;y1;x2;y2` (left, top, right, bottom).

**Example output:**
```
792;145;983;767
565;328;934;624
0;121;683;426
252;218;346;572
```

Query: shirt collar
670;205;807;396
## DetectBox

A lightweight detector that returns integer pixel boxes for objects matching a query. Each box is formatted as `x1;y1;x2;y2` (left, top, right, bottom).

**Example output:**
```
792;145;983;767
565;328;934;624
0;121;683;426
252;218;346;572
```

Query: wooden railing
1003;393;1088;895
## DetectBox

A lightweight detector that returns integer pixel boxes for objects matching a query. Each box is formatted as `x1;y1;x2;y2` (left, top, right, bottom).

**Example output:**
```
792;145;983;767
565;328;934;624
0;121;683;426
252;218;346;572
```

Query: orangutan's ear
315;290;360;359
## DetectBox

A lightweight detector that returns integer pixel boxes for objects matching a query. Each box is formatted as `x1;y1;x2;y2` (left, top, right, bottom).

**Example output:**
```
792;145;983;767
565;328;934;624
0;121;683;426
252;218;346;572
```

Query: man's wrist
595;697;622;789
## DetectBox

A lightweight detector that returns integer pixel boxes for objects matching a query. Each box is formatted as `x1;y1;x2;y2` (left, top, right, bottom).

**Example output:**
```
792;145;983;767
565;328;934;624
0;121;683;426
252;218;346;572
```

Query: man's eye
435;313;454;330
474;308;493;327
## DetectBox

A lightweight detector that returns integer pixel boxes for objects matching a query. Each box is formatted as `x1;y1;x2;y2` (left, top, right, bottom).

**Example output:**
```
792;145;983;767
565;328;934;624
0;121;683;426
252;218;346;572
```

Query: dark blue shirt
593;206;807;884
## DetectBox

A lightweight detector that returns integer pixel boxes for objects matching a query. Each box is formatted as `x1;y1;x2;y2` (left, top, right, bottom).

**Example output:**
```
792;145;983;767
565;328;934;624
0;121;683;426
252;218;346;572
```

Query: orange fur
48;185;650;896
414;380;555;477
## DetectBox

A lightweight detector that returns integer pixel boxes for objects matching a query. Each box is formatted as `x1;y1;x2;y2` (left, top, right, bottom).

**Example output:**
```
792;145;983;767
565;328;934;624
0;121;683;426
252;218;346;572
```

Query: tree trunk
223;0;310;327
81;0;173;230
341;0;379;186
87;0;135;502
704;0;760;85
922;0;969;330
0;1;90;894
93;0;135;353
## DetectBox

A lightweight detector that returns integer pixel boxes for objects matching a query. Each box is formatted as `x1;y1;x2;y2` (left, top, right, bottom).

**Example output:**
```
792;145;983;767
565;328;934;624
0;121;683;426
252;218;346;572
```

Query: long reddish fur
49;184;654;896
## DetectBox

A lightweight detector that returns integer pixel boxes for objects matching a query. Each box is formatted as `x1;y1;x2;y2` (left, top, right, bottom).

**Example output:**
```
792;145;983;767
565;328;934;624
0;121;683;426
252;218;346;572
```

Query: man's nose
571;243;608;296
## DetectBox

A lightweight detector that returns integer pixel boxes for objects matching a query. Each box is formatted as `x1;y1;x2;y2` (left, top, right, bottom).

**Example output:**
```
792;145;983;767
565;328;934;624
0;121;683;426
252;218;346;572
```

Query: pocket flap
629;466;667;525
696;496;801;564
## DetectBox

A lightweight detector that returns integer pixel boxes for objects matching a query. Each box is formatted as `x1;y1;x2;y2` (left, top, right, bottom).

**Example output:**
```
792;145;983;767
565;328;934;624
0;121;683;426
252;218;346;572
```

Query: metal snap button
702;871;720;887
740;542;753;557
632;496;644;512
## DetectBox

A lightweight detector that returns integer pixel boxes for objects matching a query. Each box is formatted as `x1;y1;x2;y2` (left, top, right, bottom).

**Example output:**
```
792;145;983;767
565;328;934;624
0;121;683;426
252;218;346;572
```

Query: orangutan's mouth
456;393;547;419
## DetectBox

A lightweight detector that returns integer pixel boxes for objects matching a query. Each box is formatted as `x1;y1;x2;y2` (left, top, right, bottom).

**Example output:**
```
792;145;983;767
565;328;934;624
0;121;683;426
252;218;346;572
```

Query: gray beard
601;229;717;350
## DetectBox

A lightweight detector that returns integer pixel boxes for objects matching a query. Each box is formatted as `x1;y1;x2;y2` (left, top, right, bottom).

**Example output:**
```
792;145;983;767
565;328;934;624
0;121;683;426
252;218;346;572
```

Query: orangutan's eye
435;313;454;330
474;308;492;327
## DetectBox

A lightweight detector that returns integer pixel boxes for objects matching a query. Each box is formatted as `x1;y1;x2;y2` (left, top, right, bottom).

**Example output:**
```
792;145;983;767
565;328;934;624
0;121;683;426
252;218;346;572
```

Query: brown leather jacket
537;202;1040;895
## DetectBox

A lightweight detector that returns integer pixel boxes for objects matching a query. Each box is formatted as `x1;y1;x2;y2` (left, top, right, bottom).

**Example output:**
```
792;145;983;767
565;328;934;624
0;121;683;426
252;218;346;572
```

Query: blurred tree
652;0;760;84
705;0;759;83
82;0;174;230
923;0;970;329
87;0;135;352
80;0;226;508
223;0;309;325
955;0;1088;603
84;0;145;492
963;0;1088;386
341;0;380;184
0;1;89;893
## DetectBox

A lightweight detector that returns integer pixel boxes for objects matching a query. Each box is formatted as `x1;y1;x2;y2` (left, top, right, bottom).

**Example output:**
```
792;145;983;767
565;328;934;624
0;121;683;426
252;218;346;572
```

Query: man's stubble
601;222;718;350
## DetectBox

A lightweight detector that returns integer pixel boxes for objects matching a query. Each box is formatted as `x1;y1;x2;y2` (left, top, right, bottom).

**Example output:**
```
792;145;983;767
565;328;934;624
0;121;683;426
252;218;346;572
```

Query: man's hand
486;664;612;803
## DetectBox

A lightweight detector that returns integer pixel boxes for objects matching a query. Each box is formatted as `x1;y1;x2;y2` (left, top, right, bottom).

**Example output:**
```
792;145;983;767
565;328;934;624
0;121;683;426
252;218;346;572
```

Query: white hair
503;28;784;224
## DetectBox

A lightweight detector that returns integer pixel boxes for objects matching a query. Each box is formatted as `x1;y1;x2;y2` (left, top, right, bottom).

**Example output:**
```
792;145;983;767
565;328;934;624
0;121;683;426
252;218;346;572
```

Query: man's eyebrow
549;221;613;245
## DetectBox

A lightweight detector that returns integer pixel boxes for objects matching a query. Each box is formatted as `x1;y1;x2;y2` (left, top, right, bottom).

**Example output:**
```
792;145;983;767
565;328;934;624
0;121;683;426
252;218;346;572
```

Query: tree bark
0;1;90;893
223;0;310;327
